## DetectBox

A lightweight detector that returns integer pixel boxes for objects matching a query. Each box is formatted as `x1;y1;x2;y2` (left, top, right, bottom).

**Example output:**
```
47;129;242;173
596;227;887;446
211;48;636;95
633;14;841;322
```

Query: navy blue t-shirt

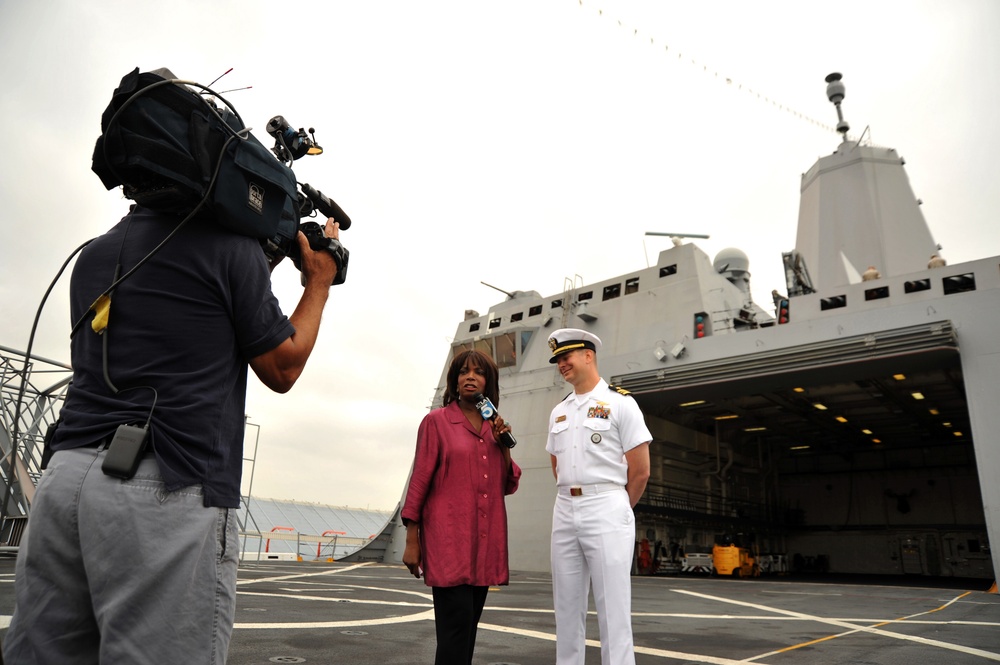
52;206;294;507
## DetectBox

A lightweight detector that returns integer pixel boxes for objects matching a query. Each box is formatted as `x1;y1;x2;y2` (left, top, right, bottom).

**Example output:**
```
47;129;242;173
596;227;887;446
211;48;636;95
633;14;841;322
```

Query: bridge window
865;286;889;301
495;333;516;368
454;333;521;369
942;273;976;295
603;284;621;301
820;295;847;310
660;264;678;278
904;279;931;293
625;277;639;294
511;312;523;322
529;305;542;316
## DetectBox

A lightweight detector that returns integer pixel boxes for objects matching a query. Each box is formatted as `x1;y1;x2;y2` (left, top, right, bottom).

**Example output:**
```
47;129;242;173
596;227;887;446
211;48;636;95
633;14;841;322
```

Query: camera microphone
473;393;517;449
301;183;352;230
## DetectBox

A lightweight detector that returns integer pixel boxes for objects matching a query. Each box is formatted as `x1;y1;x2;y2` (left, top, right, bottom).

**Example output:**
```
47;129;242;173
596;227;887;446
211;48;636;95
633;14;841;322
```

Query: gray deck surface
1;557;997;664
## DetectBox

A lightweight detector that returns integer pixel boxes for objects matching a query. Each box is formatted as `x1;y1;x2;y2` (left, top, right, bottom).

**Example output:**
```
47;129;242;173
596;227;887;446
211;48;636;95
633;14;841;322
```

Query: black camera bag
91;67;297;243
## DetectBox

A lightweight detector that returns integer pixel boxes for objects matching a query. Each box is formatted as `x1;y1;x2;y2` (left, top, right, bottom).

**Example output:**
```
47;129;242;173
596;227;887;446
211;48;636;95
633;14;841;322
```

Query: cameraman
3;202;339;664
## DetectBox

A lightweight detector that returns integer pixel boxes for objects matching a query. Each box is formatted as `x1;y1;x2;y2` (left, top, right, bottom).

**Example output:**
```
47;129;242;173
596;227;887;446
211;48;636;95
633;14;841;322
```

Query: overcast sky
2;0;998;511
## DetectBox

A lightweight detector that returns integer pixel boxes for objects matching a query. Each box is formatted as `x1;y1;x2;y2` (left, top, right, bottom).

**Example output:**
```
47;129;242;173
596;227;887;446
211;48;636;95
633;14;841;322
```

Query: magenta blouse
402;400;521;587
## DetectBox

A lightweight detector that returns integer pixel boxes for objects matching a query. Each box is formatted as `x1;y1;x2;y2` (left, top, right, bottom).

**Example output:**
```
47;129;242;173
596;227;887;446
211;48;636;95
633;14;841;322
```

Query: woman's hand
491;415;512;443
403;522;422;578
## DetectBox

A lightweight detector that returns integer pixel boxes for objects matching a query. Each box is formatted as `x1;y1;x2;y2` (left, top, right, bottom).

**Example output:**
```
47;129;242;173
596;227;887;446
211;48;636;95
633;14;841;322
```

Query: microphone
473;393;517;449
301;183;352;230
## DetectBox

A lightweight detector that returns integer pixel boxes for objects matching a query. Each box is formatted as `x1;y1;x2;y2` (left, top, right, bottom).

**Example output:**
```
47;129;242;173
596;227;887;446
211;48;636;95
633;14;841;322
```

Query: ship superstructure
385;74;999;580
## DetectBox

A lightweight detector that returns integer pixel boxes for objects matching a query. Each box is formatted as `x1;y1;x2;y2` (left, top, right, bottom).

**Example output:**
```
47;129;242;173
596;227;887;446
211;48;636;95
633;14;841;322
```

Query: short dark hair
443;350;500;408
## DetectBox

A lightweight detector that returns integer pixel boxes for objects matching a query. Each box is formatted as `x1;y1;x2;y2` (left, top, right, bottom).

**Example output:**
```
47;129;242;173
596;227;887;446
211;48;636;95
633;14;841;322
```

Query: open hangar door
614;324;992;580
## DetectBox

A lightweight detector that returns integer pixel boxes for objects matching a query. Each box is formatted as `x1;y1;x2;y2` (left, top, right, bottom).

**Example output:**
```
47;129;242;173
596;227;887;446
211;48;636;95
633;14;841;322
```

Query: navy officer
545;328;652;665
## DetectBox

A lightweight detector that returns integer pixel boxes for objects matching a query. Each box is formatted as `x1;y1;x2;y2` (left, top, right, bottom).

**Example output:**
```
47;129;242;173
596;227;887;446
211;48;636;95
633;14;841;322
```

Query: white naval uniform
546;378;652;665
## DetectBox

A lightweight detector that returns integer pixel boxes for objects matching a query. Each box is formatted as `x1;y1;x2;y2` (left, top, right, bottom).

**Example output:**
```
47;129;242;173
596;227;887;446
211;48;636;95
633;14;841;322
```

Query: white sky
2;0;998;510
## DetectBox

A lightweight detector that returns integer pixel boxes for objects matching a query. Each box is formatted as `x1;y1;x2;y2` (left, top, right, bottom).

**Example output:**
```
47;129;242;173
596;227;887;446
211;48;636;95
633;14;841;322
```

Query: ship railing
642;489;772;523
239;529;374;563
1;344;73;524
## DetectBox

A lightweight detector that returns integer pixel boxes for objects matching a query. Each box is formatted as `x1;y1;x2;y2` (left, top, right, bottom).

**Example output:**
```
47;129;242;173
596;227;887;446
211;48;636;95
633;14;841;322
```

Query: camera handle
294;222;349;286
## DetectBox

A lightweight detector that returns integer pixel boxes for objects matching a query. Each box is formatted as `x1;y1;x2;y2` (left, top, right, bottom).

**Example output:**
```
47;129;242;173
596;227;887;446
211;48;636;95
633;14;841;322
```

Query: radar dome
713;247;750;274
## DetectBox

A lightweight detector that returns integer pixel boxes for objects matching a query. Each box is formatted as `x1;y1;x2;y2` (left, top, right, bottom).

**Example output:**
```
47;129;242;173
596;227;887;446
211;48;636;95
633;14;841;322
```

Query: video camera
91;67;350;285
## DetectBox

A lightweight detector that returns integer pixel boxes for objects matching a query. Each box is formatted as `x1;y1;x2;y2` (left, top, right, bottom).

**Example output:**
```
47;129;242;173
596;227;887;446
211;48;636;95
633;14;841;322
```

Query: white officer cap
547;328;602;364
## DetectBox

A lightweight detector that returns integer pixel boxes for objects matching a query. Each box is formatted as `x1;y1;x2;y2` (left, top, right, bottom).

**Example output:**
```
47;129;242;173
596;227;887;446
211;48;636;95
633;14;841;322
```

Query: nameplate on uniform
555;415;567;423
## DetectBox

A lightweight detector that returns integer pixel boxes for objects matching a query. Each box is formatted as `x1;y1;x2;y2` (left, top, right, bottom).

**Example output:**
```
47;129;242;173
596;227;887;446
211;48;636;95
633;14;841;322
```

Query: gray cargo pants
3;446;239;664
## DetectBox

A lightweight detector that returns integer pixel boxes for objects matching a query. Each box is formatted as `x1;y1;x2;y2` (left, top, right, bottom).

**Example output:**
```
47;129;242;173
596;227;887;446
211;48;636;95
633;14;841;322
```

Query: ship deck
1;557;997;664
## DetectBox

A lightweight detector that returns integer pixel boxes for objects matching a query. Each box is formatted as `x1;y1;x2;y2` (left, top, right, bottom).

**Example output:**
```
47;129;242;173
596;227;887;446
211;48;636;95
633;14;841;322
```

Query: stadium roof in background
239;497;395;561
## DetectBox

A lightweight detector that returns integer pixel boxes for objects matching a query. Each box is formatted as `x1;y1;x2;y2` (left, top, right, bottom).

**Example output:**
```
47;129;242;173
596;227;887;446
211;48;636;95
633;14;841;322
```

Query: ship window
473;338;493;357
454;339;493;361
602;284;621;301
904;279;931;294
529;305;542;316
660;264;678;278
625;277;639;295
864;286;890;301
820;295;847;310
942;273;976;295
469;322;481;332
578;291;593;302
520;330;533;354
495;333;516;368
488;318;501;329
551;299;563;308
511;312;523;322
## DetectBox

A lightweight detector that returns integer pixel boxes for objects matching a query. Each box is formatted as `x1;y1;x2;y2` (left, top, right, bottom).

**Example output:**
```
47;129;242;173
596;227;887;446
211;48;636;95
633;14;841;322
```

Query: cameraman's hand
297;219;339;287
250;217;339;393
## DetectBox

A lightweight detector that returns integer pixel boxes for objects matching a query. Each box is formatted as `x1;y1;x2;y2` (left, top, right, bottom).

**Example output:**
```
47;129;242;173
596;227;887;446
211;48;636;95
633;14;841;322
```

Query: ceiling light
893;374;906;381
953;431;963;437
744;427;767;432
793;387;805;393
679;400;706;407
813;403;828;410
911;392;925;400
790;445;810;450
928;408;939;415
714;414;739;421
835;416;848;423
872;438;882;444
861;429;873;435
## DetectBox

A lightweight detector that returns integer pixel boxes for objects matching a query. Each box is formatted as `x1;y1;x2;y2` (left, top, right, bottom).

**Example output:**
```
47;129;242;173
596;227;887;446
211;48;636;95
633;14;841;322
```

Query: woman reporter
401;350;520;665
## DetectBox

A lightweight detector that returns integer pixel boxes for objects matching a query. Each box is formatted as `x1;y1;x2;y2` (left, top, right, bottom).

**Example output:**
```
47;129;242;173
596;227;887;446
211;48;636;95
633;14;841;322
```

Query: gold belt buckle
570;487;583;496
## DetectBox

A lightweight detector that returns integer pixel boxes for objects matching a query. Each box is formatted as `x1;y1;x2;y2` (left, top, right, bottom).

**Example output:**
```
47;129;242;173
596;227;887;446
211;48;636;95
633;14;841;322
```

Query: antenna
208;67;234;88
481;281;515;299
642;231;708;268
215;85;253;95
645;232;710;239
643;232;710;266
825;72;850;138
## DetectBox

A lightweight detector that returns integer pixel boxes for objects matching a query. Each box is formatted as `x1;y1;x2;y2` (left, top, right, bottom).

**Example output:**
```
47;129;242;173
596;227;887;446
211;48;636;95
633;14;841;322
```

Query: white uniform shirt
546;378;652;487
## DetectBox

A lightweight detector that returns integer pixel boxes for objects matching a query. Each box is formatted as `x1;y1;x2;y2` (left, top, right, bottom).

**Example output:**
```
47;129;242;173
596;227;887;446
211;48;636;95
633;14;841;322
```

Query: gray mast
790;73;940;292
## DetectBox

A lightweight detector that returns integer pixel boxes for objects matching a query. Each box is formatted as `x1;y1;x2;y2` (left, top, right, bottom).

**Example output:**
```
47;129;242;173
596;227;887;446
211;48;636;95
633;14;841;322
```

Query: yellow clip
90;294;112;334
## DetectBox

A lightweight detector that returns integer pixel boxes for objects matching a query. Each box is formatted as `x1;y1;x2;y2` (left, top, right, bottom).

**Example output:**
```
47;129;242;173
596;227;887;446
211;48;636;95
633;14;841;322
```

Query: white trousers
551;487;636;665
